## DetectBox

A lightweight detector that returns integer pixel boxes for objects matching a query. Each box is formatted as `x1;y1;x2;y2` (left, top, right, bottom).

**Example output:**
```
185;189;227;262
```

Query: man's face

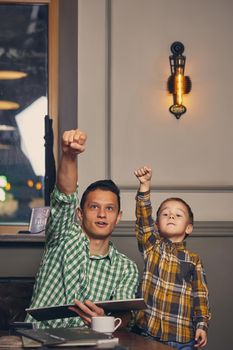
157;200;193;242
77;189;122;240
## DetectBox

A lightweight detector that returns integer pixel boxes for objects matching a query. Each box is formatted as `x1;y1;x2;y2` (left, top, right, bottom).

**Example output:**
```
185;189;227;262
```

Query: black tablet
26;298;147;321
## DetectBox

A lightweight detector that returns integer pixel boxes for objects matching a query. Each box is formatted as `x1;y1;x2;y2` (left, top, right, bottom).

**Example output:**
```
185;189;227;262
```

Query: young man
133;166;211;350
26;129;139;328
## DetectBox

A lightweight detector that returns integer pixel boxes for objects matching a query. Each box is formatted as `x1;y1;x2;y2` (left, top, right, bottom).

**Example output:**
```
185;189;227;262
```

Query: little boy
133;166;211;350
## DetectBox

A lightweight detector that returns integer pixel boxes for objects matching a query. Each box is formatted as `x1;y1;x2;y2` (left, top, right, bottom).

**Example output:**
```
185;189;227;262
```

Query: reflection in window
0;4;48;223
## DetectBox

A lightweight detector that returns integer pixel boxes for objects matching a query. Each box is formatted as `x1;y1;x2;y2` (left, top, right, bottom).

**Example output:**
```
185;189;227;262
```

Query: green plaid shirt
135;191;211;343
26;186;139;328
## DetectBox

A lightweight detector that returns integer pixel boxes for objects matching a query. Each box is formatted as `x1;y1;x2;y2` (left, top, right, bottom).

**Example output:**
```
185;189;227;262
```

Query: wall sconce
167;41;191;119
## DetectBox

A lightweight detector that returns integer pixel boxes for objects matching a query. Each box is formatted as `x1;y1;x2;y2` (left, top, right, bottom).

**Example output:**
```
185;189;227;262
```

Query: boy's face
156;200;193;242
77;189;122;240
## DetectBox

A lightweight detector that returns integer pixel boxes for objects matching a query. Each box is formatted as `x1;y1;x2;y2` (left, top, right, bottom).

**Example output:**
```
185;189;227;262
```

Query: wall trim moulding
113;221;233;237
119;185;233;193
0;221;232;244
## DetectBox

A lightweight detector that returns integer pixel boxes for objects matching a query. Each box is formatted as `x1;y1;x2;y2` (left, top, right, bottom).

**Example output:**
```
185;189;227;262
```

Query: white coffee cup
91;316;122;334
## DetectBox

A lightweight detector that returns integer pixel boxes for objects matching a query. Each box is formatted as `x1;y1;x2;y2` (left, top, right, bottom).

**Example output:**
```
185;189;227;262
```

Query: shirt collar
81;232;116;264
164;236;186;249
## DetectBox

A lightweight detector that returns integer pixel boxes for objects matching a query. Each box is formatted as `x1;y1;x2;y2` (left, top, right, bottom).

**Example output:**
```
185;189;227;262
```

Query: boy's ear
185;223;193;236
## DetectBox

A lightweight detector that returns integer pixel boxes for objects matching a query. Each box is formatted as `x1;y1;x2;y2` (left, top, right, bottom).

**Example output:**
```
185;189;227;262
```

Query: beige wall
77;2;233;349
78;0;233;223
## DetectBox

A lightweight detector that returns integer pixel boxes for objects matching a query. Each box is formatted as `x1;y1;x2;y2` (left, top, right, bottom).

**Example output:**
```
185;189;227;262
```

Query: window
0;0;58;234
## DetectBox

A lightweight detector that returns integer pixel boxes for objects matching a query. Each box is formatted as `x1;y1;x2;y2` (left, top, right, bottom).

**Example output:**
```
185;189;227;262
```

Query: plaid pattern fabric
26;186;139;329
135;191;211;343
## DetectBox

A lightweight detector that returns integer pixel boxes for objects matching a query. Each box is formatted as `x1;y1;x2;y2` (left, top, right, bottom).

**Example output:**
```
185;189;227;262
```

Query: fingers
134;166;152;188
68;306;90;326
194;329;207;348
71;299;105;327
134;166;152;178
62;129;87;154
84;300;105;316
196;337;207;348
63;129;87;146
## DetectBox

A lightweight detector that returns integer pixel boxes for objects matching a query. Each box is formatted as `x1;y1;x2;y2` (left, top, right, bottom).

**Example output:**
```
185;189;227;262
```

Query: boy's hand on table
194;329;207;348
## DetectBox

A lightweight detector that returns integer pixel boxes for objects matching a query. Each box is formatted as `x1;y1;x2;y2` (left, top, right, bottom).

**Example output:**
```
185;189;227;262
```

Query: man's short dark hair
80;179;121;212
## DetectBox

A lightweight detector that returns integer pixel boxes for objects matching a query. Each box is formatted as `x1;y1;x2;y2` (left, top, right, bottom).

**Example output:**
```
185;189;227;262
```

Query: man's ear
76;208;83;222
185;224;193;236
116;210;123;225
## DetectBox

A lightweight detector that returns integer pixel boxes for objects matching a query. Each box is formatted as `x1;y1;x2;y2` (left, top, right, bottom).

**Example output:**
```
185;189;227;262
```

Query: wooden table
115;330;173;350
0;329;173;349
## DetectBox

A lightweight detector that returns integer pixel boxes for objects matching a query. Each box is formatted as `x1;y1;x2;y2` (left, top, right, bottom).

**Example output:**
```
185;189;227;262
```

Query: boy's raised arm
57;129;87;194
134;166;156;252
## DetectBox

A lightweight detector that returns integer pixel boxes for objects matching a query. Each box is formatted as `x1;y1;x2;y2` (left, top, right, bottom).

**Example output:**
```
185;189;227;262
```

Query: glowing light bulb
27;179;34;187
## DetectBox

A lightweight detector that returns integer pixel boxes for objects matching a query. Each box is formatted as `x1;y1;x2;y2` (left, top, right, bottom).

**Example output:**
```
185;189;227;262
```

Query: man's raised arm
57;129;87;194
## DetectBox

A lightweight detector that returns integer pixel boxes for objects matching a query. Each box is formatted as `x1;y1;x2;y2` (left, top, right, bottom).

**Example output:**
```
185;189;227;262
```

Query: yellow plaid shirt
135;191;211;343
